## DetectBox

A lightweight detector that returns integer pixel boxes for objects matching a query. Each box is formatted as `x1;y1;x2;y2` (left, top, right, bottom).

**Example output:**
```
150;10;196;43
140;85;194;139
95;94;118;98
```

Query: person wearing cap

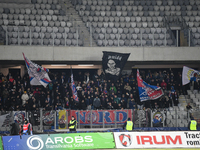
123;118;134;131
21;119;33;135
188;117;198;131
68;116;77;131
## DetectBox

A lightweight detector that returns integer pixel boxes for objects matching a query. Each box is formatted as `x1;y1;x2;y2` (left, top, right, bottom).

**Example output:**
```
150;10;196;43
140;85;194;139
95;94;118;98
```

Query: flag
137;69;164;102
102;51;130;82
23;53;51;87
182;66;200;85
71;69;79;102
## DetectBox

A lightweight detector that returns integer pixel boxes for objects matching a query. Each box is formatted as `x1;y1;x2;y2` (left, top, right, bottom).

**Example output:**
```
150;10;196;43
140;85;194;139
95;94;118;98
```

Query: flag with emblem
23;53;51;87
137;69;164;102
182;66;200;85
102;51;130;82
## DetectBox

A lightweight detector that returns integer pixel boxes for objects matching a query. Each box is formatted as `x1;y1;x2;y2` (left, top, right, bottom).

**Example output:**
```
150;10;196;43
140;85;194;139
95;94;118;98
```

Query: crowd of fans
0;69;191;112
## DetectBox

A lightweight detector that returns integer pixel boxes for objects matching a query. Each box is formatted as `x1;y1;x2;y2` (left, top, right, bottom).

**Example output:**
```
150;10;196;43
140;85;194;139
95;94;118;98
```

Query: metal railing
0;108;199;134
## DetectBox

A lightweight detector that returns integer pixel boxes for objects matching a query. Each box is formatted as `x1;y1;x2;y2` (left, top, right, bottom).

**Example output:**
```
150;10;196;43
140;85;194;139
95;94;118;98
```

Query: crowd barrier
0;109;199;133
1;131;200;150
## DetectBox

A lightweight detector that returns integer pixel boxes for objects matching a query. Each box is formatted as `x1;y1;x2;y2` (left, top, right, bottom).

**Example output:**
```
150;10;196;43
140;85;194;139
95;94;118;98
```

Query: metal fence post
53;30;54;46
140;31;142;47
18;28;20;45
138;110;141;127
30;29;32;46
175;108;178;127
76;29;79;47
40;108;43;132
150;110;153;127
176;30;178;47
103;111;105;128
105;30;106;47
6;27;8;45
78;110;80;129
90;25;92;47
118;33;120;47
90;110;92;128
66;110;68;129
188;29;190;47
164;29;167;46
54;111;57;129
64;28;66;46
153;31;155;46
162;110;165;127
115;110;117;128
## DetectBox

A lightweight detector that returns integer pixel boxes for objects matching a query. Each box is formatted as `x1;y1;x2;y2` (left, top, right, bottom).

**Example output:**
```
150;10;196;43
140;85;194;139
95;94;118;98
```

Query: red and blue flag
137;69;164;102
71;70;79;102
23;53;51;87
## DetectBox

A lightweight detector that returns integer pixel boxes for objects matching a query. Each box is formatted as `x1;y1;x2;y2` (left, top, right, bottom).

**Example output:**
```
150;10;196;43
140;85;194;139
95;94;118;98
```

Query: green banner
0;137;3;150
3;132;115;150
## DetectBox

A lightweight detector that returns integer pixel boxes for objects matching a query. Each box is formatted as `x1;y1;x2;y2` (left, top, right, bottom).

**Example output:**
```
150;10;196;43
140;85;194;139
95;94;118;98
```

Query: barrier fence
0;108;199;133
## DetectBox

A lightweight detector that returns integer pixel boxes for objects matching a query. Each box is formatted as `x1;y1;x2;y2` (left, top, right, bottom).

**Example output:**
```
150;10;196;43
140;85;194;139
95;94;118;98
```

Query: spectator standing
93;96;101;109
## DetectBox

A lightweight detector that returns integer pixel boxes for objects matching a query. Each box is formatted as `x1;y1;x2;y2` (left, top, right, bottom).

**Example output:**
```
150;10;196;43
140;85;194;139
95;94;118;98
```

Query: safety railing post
6;27;8;45
76;29;79;47
78;110;80;129
153;31;155;46
188;29;190;47
103;111;105;128
40;108;43;132
18;28;20;45
66;110;68;129
90;110;92;128
176;30;178;47
138;110;141;127
30;29;32;45
54;111;57;129
115;110;117;128
150;110;153;127
164;29;167;46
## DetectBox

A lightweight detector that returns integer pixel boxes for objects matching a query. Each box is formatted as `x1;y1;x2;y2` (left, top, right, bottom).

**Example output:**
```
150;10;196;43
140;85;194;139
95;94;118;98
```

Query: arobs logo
27;135;44;150
119;134;132;147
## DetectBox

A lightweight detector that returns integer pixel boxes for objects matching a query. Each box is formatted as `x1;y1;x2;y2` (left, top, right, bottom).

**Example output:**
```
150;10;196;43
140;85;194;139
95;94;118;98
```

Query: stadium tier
0;0;199;46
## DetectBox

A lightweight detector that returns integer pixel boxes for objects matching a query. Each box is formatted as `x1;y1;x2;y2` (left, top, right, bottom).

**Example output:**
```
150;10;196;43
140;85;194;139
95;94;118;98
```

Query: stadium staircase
60;0;97;46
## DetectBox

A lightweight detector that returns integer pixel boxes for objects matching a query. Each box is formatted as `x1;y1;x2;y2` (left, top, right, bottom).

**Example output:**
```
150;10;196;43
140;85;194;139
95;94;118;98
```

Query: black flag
102;51;130;82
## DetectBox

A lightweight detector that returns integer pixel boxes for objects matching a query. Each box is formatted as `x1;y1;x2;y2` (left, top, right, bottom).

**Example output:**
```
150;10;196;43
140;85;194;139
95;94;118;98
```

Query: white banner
114;131;200;148
182;66;200;85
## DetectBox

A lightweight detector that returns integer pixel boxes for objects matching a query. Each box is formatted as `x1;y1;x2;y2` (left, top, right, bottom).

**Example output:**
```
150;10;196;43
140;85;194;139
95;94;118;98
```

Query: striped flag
71;69;79;102
137;69;164;102
23;53;51;87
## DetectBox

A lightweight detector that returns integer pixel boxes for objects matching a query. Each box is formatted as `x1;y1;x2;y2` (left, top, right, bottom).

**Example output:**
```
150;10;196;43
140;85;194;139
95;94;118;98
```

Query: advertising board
114;131;200;148
3;132;115;150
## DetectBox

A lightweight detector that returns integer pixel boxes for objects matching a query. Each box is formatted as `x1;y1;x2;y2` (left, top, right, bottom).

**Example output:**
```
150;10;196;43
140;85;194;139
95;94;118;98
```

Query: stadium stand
0;0;200;46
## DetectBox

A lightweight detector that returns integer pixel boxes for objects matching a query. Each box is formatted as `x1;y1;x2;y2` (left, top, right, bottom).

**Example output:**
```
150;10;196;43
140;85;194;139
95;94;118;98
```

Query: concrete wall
0;46;200;62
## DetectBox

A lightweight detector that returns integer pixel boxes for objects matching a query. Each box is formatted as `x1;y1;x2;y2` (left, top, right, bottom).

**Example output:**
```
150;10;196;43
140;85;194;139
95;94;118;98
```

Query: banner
43;111;55;126
0;113;12;128
182;66;200;85
13;111;25;124
114;131;200;148
58;110;67;129
137;69;163;102
3;133;115;150
68;109;132;125
71;70;79;102
23;53;51;87
102;51;130;82
0;137;3;150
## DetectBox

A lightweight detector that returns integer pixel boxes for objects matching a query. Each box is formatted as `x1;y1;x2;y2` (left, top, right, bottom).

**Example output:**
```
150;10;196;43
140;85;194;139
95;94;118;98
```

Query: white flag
23;53;51;87
182;66;200;85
